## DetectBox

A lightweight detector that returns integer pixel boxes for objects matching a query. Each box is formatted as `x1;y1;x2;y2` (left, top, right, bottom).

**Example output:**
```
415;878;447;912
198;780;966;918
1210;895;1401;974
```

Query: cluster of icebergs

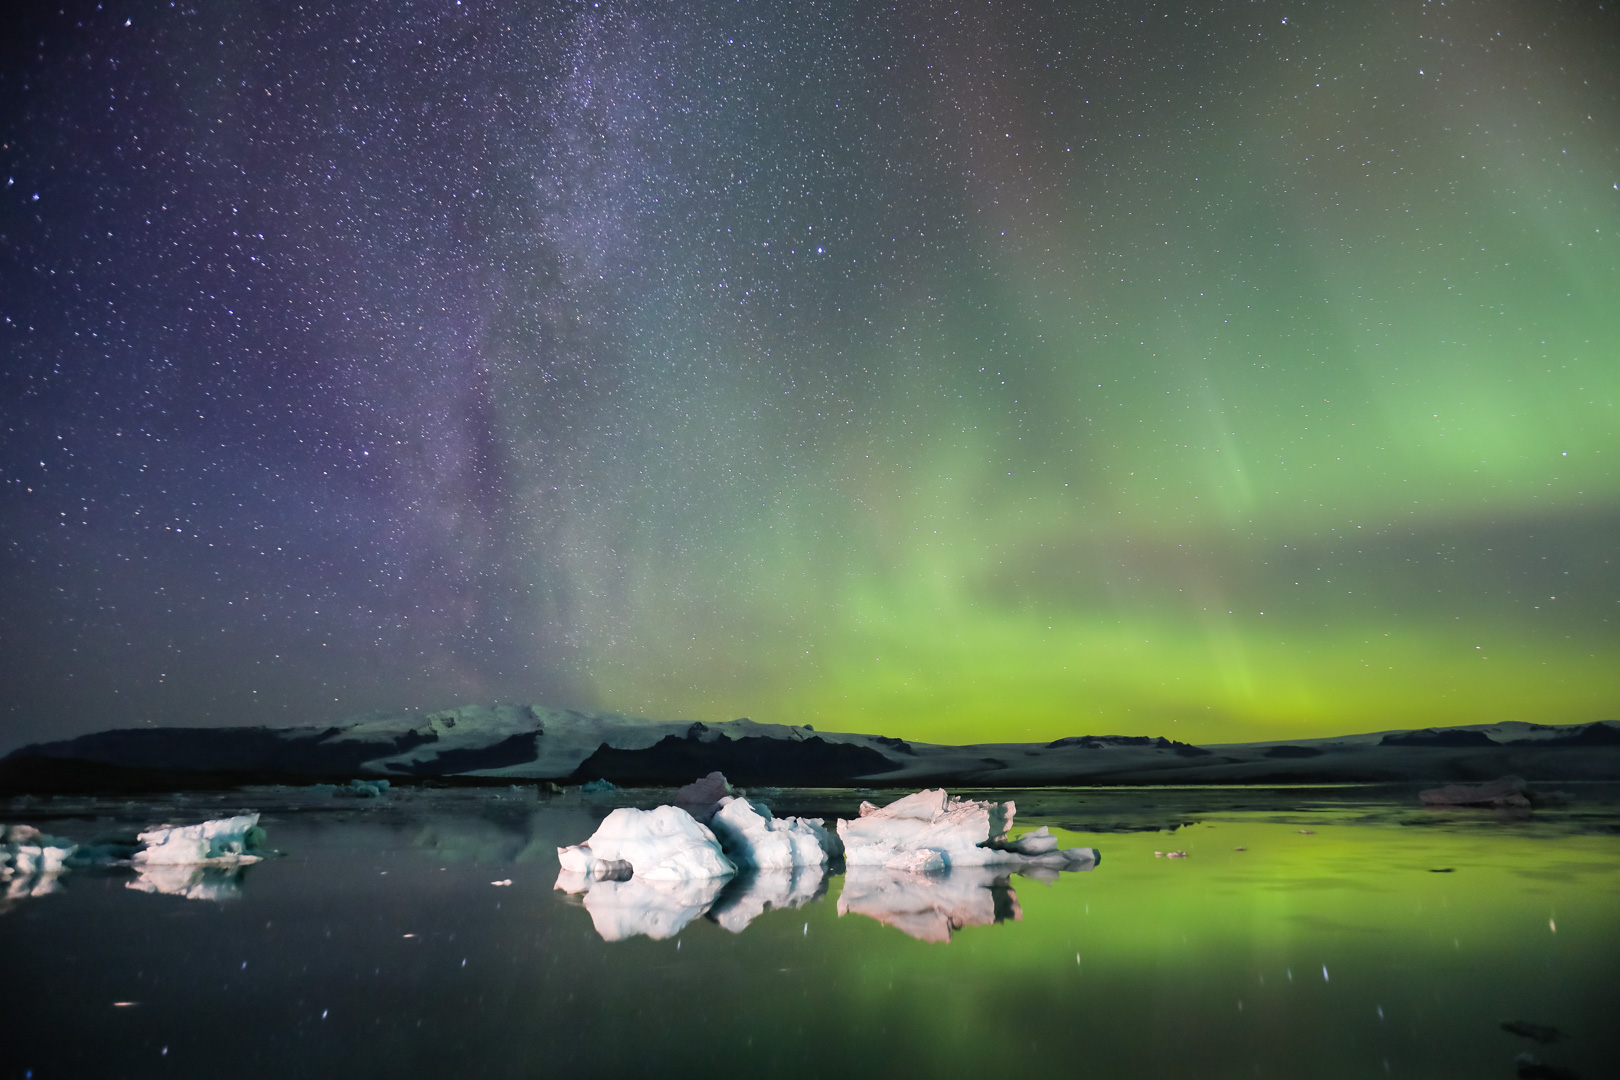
0;813;267;908
555;780;1100;942
1;824;78;904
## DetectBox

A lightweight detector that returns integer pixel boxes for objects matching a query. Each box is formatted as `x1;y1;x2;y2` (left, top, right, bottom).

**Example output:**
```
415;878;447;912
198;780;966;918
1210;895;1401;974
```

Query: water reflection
556;871;728;941
126;863;251;902
707;865;828;933
836;865;1026;943
554;858;1099;943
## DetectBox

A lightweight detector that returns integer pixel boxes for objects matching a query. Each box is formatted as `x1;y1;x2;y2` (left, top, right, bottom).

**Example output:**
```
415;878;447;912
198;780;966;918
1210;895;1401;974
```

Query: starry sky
2;0;1617;751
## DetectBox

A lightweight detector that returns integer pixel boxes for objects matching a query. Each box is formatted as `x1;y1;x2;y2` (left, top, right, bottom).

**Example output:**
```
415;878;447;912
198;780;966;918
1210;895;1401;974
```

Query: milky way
3;0;1617;749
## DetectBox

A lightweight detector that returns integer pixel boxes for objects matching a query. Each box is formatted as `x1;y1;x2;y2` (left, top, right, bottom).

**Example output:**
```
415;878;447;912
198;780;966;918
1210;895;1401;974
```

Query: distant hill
1;703;1617;794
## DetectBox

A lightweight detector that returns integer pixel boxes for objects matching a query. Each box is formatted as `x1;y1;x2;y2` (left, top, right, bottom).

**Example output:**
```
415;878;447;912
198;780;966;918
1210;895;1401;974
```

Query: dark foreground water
4;784;1617;1079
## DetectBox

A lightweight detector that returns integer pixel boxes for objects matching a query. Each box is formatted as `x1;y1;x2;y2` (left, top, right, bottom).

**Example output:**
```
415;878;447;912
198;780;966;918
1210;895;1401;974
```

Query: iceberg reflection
555;871;728;941
555;864;832;941
706;865;829;933
125;863;251;902
838;864;1084;943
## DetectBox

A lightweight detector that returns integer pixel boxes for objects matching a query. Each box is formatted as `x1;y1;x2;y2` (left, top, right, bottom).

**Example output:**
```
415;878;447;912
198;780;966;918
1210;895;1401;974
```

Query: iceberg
837;789;1097;870
133;814;266;866
2;824;78;905
707;796;838;869
556;805;734;882
706;865;828;933
837;865;1022;943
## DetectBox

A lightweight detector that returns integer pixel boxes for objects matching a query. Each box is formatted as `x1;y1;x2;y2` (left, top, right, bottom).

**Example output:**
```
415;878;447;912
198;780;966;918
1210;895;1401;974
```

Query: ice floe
837;789;1099;871
556;805;735;882
133;813;266;866
2;824;78;904
707;796;839;869
553;786;1103;941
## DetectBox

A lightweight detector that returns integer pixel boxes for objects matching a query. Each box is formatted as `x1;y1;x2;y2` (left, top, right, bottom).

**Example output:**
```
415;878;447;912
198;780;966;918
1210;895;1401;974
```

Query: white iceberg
706;865;828;933
707;796;838;869
133;814;265;866
556;805;734;882
837;790;1098;871
2;824;78;905
837;865;1023;943
568;873;728;941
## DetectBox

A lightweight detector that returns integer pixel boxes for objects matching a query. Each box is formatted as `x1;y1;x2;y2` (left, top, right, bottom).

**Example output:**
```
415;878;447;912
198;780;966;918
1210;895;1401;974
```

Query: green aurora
1;1;1615;747
536;3;1620;743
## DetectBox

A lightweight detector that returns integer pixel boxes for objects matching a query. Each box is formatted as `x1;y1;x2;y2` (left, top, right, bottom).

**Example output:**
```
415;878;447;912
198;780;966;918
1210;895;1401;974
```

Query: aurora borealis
2;0;1616;750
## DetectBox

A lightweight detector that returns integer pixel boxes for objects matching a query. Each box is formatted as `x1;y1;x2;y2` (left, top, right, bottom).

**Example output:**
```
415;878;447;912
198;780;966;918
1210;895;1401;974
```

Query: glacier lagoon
4;784;1618;1078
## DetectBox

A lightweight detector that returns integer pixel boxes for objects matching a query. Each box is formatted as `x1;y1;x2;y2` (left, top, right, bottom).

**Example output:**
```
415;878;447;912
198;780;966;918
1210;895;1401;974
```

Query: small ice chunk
1008;826;1058;855
2;824;78;905
338;778;391;798
1419;775;1531;808
708;796;836;869
133;814;265;866
556;844;596;875
560;806;734;881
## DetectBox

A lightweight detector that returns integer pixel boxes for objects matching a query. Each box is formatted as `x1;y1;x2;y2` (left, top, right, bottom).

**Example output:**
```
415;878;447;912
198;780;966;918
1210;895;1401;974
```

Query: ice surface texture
133;813;265;866
557;805;735;882
837;789;1099;870
707;796;839;869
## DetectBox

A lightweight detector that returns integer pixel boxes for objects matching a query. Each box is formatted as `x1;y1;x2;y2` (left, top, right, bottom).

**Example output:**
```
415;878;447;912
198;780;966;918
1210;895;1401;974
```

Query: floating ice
708;796;838;869
2;824;78;904
340;778;391;798
837;789;1098;871
556;805;734;882
837;865;1023;943
133;814;265;866
1419;775;1531;808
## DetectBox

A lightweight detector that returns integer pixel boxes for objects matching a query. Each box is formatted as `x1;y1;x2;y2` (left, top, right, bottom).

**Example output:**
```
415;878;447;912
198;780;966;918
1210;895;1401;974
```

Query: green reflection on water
3;787;1616;1079
810;804;1618;1078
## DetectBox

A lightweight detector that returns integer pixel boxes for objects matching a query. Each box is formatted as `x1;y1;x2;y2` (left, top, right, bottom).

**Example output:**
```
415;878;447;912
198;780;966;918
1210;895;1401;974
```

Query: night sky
2;0;1617;751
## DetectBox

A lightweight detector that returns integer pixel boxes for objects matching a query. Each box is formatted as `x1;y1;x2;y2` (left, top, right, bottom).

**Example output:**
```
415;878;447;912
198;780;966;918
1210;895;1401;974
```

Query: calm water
4;784;1617;1079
